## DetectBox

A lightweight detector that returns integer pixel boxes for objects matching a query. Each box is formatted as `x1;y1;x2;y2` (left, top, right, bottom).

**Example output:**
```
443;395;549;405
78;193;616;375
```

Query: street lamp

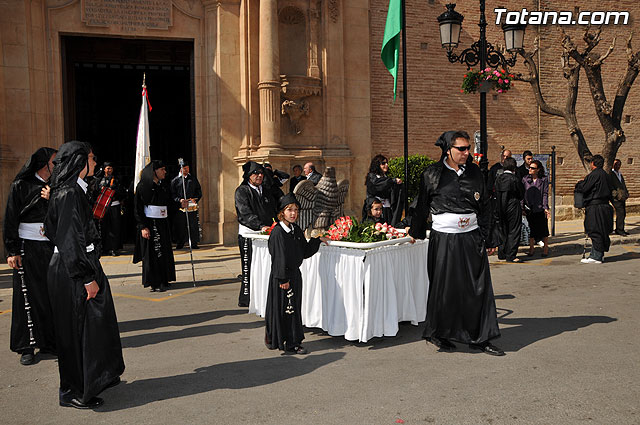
437;3;525;173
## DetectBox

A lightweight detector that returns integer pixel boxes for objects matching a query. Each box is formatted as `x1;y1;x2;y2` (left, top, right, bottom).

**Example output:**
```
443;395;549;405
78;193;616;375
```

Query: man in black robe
262;163;289;201
4;147;57;365
495;157;524;262
410;131;504;356
487;148;512;196
235;161;277;307
170;161;202;249
94;162;124;256
133;161;177;291
576;155;614;264
44;141;124;409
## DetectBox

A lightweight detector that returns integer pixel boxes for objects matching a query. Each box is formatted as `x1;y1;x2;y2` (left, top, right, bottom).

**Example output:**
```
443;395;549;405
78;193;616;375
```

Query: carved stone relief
328;0;339;23
281;100;309;135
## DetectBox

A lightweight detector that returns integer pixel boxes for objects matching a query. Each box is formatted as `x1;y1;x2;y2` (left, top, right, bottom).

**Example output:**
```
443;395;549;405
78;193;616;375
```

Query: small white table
248;237;429;342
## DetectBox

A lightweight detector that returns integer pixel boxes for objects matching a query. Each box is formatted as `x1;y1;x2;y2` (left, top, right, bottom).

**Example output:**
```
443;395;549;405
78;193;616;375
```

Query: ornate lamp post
437;3;525;173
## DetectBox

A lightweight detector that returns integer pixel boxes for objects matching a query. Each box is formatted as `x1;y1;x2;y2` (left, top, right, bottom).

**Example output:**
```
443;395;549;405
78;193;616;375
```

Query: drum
93;187;115;219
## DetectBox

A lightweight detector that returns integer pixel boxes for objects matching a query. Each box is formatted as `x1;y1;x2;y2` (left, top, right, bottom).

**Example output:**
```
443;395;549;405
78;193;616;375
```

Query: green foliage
387;154;436;202
461;68;514;94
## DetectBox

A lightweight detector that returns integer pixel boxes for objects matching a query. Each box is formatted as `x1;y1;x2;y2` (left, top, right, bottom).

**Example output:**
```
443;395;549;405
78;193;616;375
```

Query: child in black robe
265;193;328;354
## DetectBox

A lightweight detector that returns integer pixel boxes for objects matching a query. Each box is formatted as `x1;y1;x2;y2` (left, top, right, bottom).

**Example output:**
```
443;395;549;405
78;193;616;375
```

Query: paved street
1;217;639;424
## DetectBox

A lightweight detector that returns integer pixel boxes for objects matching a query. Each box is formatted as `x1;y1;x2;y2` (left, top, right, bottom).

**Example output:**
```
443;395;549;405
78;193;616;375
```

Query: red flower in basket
265;221;277;235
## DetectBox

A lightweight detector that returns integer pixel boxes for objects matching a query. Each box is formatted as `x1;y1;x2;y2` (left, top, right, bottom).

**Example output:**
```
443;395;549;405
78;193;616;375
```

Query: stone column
258;0;281;151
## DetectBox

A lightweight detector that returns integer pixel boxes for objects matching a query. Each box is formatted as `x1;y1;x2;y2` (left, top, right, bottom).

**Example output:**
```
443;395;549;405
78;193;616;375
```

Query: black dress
44;181;125;402
575;168;614;254
265;223;321;351
133;180;177;289
410;161;500;345
494;171;524;261
170;173;202;247
4;175;56;355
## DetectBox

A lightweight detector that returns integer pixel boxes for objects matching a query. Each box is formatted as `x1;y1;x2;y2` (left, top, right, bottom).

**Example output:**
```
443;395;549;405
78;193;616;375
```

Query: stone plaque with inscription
82;0;173;32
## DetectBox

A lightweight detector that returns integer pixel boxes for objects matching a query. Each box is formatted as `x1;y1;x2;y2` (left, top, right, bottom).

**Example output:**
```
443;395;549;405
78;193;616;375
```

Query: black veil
50;141;92;190
14;147;57;182
136;160;165;204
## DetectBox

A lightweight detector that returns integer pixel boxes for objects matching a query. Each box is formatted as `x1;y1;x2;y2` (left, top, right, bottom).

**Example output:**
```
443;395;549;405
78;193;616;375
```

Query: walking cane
178;158;197;287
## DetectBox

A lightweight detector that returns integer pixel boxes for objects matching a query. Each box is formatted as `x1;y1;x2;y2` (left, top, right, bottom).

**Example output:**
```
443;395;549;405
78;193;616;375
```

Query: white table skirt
248;238;429;342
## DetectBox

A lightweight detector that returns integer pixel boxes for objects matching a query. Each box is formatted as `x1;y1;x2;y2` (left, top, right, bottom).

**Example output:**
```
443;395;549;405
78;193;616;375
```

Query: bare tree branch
593;36;616;66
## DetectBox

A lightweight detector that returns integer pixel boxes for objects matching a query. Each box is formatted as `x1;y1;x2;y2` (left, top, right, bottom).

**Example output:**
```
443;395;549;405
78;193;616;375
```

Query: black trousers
612;200;626;232
238;235;252;306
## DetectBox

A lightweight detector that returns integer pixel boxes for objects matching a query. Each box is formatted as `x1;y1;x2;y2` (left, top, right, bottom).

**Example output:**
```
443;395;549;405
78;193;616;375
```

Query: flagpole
400;0;409;213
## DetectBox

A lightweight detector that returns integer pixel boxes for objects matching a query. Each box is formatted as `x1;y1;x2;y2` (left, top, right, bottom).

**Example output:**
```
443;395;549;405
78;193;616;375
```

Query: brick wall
370;0;640;199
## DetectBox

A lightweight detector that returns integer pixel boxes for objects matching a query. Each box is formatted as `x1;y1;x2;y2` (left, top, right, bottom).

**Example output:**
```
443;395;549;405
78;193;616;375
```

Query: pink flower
375;223;383;231
504;79;509;84
386;233;393;240
498;78;503;84
497;89;503;93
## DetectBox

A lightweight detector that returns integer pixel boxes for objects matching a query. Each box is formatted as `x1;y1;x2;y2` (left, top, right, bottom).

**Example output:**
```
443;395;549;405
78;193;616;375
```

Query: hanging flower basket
461;68;514;94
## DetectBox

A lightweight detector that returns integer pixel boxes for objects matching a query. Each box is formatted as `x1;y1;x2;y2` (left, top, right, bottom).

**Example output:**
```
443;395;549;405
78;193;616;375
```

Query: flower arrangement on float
261;221;278;235
326;216;404;243
461;68;514;94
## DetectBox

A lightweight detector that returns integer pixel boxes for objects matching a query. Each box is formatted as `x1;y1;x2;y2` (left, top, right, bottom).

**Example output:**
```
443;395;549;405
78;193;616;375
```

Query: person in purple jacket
522;159;550;257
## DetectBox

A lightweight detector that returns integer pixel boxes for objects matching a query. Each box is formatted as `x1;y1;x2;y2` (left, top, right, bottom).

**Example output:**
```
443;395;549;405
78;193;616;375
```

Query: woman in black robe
265;193;327;354
410;131;504;356
4;147;57;365
44;141;124;409
133;161;177;292
362;154;404;225
494;157;524;262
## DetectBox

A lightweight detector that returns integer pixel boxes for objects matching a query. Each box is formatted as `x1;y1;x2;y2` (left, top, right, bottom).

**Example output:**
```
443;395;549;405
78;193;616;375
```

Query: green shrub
387;154;437;202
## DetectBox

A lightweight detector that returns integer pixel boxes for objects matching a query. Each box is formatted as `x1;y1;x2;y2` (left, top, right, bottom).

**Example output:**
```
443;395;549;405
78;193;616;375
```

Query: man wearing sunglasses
410;131;504;356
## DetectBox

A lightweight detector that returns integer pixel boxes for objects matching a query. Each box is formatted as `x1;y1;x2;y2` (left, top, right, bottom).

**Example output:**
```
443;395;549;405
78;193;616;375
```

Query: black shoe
150;287;158;292
176;244;184;249
105;377;121;390
191;244;199;249
470;342;505;356
238;301;249;308
237;274;243;279
110;250;118;256
285;345;308;355
20;351;35;365
158;285;167;293
426;337;456;351
59;396;104;409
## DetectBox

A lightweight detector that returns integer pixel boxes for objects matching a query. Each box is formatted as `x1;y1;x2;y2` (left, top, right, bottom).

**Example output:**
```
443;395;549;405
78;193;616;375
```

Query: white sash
18;222;49;241
54;243;94;254
431;212;478;234
238;223;261;237
144;205;168;218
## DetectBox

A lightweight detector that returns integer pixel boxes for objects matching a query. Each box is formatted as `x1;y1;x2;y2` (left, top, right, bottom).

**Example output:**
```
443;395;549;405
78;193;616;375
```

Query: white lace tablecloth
248;238;429;342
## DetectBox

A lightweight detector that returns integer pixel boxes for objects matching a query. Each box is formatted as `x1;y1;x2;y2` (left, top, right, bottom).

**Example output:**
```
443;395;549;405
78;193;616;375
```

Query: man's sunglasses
451;145;471;152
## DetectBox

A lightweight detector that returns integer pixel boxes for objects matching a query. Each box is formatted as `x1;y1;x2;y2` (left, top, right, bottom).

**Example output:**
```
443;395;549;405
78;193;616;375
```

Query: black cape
44;178;124;402
96;175;124;252
576;168;614;253
170;173;202;245
133;176;176;288
494;171;524;261
265;223;321;351
234;184;277;231
410;161;500;344
4;173;56;354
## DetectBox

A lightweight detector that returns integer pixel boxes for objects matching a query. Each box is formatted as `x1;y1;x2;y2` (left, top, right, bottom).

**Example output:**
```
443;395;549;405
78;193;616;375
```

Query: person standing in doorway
609;159;629;236
171;161;202;249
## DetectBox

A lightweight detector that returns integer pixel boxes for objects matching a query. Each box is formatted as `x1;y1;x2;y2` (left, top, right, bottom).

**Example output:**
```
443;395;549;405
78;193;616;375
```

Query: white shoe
580;258;602;264
538;241;545;247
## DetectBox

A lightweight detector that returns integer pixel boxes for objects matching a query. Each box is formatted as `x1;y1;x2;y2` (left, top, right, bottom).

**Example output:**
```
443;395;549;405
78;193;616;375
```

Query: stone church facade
1;0;638;248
